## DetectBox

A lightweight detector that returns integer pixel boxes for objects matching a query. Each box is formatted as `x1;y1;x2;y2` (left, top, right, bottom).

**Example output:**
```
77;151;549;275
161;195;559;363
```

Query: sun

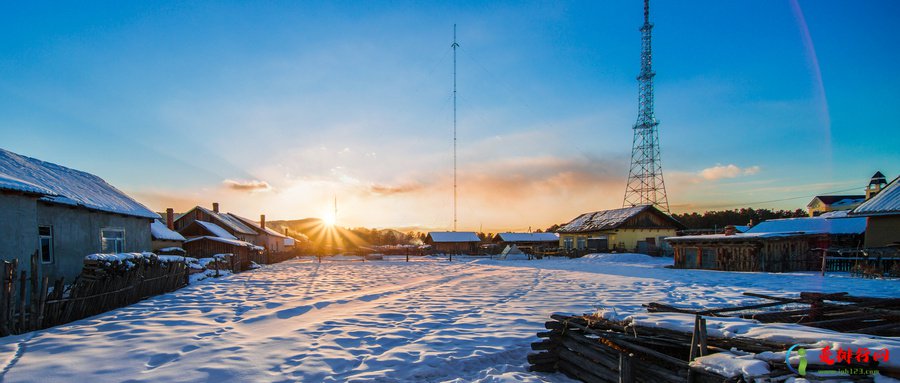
322;212;336;227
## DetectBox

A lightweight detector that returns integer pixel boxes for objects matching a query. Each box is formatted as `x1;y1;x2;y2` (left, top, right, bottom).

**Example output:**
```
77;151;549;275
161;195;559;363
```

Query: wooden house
666;214;867;272
173;203;258;243
556;205;684;254
850;175;900;248
227;213;293;253
426;232;481;254
0;148;157;282
179;220;262;269
492;232;559;253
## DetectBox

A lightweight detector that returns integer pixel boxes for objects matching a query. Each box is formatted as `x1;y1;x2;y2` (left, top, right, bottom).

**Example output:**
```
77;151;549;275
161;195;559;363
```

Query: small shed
151;217;185;252
666;232;825;272
426;232;481;254
493;232;559;252
666;215;866;272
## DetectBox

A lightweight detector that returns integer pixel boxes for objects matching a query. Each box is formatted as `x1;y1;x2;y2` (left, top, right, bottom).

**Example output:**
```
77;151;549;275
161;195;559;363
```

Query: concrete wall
0;193;39;274
865;216;900;248
36;203;153;282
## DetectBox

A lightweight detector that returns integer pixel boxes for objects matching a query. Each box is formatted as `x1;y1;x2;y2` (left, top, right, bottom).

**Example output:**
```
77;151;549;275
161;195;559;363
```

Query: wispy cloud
370;183;424;195
223;179;272;192
699;164;761;181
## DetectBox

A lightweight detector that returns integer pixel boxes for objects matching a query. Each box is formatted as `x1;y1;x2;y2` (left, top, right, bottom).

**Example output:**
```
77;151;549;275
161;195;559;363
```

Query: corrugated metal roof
852;176;900;216
0;148;159;219
427;232;481;243
496;232;559;242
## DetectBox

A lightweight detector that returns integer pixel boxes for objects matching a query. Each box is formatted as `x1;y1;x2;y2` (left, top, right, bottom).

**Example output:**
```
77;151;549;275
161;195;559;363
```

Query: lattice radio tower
623;0;670;213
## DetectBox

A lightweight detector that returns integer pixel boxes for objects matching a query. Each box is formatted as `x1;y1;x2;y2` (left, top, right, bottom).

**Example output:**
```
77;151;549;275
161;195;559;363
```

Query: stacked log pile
646;292;900;337
529;312;896;382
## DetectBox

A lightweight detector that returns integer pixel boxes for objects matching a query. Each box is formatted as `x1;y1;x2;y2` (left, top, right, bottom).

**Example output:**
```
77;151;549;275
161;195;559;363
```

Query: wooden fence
821;248;900;277
0;252;188;337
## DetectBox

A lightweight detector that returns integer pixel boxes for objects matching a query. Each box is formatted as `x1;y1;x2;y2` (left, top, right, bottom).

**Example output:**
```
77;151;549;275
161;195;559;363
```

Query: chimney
724;225;736;236
260;214;266;229
284;228;289;236
166;208;175;230
212;202;219;213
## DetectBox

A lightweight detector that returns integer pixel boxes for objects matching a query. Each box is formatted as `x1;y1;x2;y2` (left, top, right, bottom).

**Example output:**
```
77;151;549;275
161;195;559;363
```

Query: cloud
223;179;272;192
699;164;760;181
370;183;424;195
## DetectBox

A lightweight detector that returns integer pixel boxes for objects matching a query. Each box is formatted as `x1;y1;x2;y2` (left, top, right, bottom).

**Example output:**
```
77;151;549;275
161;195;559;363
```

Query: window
39;226;53;264
101;229;125;253
563;237;573;251
576;237;586;250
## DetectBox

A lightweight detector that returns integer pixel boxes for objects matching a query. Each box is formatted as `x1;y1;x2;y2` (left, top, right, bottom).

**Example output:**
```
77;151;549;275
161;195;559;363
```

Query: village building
556;205;684;254
227;213;294;253
666;214;867;272
173;203;258;243
492;232;559;253
426;232;481;254
850;175;900;248
179;219;262;269
0;148;157;282
150;208;185;255
806;171;887;217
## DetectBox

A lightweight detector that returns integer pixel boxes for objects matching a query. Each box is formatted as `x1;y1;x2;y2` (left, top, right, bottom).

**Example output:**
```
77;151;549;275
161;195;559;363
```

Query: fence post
0;262;9;336
18;271;27;332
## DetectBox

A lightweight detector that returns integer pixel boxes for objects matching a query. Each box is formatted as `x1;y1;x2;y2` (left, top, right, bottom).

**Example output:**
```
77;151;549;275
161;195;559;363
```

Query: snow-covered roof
744;216;866;235
807;195;864;208
851;176;900;217
227;213;288;238
151;220;186;241
495;232;559;242
190;206;257;235
427;232;481;243
194;220;238;240
0;148;160;219
557;205;682;233
666;232;816;242
184;236;257;248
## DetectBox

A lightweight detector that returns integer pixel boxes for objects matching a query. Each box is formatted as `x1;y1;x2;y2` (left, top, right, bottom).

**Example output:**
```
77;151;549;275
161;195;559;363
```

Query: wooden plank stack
530;313;895;382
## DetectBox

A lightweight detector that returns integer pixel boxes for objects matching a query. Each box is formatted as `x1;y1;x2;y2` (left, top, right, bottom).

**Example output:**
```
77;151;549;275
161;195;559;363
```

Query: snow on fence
0;251;188;337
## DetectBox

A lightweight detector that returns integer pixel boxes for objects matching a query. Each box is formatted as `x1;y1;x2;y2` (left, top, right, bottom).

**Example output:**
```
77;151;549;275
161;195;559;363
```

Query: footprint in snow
145;353;179;370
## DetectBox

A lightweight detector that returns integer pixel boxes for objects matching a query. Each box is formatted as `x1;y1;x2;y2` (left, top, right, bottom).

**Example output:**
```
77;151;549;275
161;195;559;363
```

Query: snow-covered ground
1;255;898;382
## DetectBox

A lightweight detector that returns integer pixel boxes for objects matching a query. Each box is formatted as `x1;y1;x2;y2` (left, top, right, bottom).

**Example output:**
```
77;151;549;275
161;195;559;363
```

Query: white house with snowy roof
0;148;158;281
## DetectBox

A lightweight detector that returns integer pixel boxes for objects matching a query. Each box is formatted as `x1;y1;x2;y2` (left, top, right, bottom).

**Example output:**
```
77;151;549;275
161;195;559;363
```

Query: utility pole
452;24;460;231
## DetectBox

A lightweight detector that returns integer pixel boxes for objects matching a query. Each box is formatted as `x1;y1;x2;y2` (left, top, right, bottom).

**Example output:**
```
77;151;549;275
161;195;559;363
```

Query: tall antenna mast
452;24;460;231
623;0;670;213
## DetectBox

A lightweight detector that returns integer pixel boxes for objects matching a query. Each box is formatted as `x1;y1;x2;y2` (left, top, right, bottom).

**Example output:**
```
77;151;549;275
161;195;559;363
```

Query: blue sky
1;1;898;231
